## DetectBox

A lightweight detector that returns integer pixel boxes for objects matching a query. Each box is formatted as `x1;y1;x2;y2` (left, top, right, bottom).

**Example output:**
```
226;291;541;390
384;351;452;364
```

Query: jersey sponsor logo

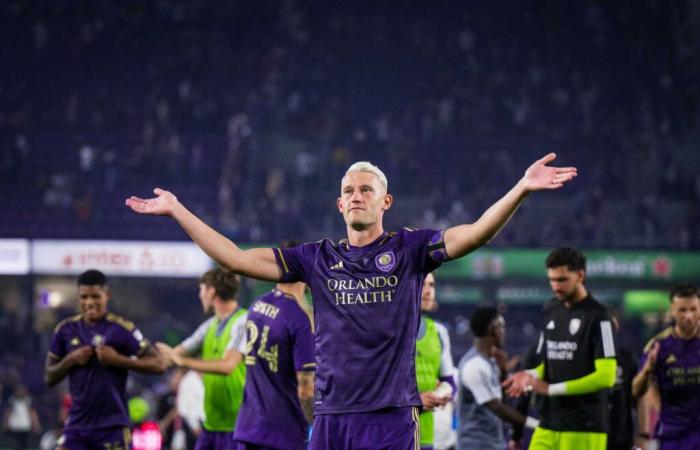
375;252;396;272
569;318;581;335
546;320;555;330
327;275;399;305
70;337;80;346
546;340;578;360
330;261;344;271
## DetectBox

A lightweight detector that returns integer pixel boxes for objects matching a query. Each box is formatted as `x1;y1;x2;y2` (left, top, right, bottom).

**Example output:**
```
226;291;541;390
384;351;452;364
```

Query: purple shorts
236;442;298;450
59;426;132;450
195;429;238;450
310;407;419;450
659;428;700;450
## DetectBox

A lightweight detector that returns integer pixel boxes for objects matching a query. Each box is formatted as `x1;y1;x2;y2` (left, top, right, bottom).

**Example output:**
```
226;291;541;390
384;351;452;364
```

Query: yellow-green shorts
528;426;606;450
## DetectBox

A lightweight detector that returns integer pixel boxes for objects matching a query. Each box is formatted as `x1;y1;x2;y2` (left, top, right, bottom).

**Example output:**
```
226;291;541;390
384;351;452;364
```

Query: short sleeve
593;310;616;359
436;322;456;378
287;304;315;372
402;228;448;274
180;318;214;355
48;325;67;360
225;313;248;353
121;325;151;357
274;242;320;283
460;357;502;405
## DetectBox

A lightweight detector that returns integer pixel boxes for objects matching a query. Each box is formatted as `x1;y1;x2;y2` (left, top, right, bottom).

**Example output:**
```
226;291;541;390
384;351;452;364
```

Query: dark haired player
457;306;539;450
127;155;576;448
503;247;617;450
45;269;166;450
632;284;700;450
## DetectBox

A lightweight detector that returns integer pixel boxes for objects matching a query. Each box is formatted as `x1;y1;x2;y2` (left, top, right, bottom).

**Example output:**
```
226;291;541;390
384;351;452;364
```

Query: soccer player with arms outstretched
127;154;575;449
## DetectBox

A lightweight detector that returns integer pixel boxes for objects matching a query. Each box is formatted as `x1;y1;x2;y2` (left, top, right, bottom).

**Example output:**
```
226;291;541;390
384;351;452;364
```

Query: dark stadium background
1;0;699;448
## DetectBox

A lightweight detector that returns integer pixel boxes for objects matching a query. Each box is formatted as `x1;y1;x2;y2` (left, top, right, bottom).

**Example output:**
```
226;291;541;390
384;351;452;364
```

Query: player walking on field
503;248;617;450
632;284;700;450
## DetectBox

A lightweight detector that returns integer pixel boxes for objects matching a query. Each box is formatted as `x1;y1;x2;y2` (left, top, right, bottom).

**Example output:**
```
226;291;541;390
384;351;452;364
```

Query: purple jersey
49;313;151;431
640;328;700;439
274;228;447;414
234;289;315;449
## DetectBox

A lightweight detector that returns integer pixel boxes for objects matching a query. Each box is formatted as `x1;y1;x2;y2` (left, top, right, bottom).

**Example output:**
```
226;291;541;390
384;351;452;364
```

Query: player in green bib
157;268;247;450
416;273;457;450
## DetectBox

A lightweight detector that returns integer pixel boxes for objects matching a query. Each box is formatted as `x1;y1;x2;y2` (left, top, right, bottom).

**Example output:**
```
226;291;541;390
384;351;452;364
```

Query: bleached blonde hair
344;161;388;193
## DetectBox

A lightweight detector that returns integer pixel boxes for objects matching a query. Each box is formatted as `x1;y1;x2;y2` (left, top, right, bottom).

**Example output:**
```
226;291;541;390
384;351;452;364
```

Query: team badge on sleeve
375;252;396;272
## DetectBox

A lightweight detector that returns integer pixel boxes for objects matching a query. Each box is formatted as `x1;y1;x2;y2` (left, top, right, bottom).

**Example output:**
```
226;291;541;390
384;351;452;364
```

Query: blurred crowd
1;0;699;247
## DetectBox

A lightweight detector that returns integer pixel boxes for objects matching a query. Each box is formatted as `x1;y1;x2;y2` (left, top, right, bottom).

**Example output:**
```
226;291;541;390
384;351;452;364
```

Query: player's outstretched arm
171;349;243;375
444;153;576;259
126;189;282;282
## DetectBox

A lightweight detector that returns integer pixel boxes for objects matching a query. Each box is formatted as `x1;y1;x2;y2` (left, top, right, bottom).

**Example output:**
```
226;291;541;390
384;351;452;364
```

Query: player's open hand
502;370;535;397
68;345;94;366
126;188;179;216
95;345;120;366
521;153;577;192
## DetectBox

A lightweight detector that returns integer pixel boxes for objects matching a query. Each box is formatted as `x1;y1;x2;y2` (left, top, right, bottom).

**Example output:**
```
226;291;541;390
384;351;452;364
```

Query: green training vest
415;316;442;446
201;308;247;431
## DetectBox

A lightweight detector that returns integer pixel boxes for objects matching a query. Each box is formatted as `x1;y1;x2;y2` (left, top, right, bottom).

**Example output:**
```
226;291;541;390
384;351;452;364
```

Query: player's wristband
547;382;567;396
525;416;540;429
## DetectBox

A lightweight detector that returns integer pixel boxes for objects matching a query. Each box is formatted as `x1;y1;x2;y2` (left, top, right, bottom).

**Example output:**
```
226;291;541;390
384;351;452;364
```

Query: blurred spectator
2;384;41;450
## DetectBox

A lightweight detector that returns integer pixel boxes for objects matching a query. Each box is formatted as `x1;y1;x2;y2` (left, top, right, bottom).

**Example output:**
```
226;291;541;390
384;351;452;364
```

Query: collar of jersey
565;294;593;310
343;231;389;252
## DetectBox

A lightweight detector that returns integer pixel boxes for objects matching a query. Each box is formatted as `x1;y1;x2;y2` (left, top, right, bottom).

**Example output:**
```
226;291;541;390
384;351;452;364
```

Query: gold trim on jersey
276;248;290;274
643;327;673;353
412;406;420;450
106;313;135;331
53;314;82;332
123;427;131;446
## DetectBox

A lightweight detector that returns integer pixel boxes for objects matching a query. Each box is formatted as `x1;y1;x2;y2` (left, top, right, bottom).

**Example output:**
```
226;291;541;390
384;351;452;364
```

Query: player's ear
577;269;586;284
382;193;393;211
336;197;344;214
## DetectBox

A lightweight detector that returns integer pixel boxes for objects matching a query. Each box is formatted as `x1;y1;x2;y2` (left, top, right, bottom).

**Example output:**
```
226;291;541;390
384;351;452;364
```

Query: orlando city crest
375;252;396;273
